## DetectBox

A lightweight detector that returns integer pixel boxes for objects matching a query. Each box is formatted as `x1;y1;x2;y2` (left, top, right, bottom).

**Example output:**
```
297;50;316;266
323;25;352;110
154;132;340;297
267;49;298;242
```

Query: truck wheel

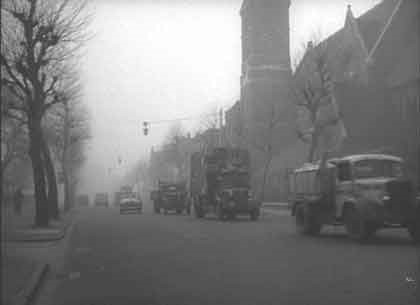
194;205;204;218
227;212;236;221
295;204;321;235
407;221;420;243
250;209;259;221
344;206;374;242
154;207;160;214
216;205;225;221
176;209;182;215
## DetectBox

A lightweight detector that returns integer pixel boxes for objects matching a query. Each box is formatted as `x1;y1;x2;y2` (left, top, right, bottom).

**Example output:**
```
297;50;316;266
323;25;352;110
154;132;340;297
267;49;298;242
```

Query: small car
77;194;89;207
94;193;109;207
119;197;142;214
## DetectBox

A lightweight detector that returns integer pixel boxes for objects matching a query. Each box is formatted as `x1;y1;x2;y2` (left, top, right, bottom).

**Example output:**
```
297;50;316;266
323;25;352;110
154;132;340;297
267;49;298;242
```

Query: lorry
189;147;260;221
289;154;420;242
151;180;188;214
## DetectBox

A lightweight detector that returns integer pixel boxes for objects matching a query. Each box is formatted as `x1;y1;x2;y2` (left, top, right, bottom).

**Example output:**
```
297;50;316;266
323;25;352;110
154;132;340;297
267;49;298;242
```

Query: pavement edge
13;263;49;305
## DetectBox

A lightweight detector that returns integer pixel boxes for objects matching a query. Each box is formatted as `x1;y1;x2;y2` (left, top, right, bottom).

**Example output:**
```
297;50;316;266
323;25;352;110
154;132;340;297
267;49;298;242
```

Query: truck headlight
383;194;391;201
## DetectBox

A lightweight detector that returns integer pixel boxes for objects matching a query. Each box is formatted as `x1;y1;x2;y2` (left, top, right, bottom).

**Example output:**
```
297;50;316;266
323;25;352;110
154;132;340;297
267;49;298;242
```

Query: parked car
94;193;109;207
77;194;89;207
119;196;142;214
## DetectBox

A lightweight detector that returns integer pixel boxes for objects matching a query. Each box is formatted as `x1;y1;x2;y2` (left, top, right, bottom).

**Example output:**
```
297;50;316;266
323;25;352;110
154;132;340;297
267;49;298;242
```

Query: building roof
295;0;419;86
358;0;400;52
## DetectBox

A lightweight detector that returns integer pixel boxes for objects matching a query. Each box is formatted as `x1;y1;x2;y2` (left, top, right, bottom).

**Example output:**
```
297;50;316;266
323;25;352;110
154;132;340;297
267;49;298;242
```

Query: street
38;201;419;305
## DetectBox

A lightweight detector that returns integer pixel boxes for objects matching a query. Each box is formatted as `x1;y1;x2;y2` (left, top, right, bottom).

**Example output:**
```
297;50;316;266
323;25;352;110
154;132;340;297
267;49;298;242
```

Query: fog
78;0;381;195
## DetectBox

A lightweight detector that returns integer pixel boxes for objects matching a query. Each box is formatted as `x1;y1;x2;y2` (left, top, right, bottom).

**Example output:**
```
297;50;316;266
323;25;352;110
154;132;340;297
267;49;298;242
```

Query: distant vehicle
152;181;188;214
94;193;109;207
77;194;89;207
119;195;142;214
114;186;136;206
189;147;260;221
289;154;420;242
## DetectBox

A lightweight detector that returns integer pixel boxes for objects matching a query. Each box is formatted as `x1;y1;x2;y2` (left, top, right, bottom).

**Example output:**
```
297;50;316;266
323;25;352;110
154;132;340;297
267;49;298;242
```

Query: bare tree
242;87;288;201
1;111;28;173
293;39;346;163
199;106;219;131
45;97;90;212
1;0;90;226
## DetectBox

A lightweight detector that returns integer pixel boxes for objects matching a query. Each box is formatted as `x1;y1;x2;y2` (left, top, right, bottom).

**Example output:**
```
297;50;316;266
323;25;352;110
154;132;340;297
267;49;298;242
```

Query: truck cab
191;147;260;221
154;181;187;215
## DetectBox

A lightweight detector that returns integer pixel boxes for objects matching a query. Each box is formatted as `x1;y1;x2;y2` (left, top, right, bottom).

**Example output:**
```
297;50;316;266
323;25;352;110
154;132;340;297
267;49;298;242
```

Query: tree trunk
63;172;71;211
63;102;72;212
308;133;319;163
69;179;77;209
41;137;59;220
260;152;273;202
28;119;49;227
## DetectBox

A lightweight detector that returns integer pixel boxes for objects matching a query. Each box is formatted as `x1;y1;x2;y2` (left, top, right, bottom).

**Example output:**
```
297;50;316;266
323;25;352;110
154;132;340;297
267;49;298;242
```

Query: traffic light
143;121;149;135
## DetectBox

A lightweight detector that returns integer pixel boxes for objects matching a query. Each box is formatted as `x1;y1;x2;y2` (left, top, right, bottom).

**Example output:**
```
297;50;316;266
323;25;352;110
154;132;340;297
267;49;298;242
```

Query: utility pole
219;108;224;146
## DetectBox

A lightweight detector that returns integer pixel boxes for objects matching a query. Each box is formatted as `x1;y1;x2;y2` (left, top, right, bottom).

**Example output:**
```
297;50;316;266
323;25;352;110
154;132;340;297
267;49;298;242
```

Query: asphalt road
42;202;419;305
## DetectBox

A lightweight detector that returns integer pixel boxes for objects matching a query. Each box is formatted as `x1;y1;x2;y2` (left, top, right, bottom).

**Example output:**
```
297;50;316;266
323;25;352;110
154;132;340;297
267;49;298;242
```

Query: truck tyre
344;206;375;242
216;205;226;221
250;209;259;221
176;209;182;215
154;206;160;214
227;212;236;221
194;205;204;218
407;221;420;243
295;204;321;235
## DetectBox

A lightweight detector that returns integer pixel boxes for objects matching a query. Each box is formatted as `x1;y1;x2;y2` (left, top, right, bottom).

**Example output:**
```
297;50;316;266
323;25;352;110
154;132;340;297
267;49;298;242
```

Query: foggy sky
79;0;381;194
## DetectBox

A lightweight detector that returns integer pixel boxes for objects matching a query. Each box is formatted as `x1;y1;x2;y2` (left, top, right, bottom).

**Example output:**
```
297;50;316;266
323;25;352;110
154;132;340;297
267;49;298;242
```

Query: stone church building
225;0;420;200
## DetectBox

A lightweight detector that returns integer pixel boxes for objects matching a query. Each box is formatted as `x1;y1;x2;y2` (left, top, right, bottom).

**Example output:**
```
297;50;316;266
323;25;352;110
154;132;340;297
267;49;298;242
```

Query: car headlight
383;194;391;201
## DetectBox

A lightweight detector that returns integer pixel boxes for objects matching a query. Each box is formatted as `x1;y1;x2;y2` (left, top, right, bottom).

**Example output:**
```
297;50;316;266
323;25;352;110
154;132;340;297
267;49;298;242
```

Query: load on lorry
289;154;420;242
189;147;260;220
151;180;188;214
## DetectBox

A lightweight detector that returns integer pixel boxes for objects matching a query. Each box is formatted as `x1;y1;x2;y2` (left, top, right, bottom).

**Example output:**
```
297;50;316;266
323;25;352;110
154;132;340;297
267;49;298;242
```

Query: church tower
240;0;291;82
239;0;294;148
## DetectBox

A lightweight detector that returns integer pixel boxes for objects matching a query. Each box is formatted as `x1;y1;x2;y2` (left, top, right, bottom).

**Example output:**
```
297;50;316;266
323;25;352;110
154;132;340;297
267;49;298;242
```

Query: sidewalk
2;199;76;305
2;199;74;242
